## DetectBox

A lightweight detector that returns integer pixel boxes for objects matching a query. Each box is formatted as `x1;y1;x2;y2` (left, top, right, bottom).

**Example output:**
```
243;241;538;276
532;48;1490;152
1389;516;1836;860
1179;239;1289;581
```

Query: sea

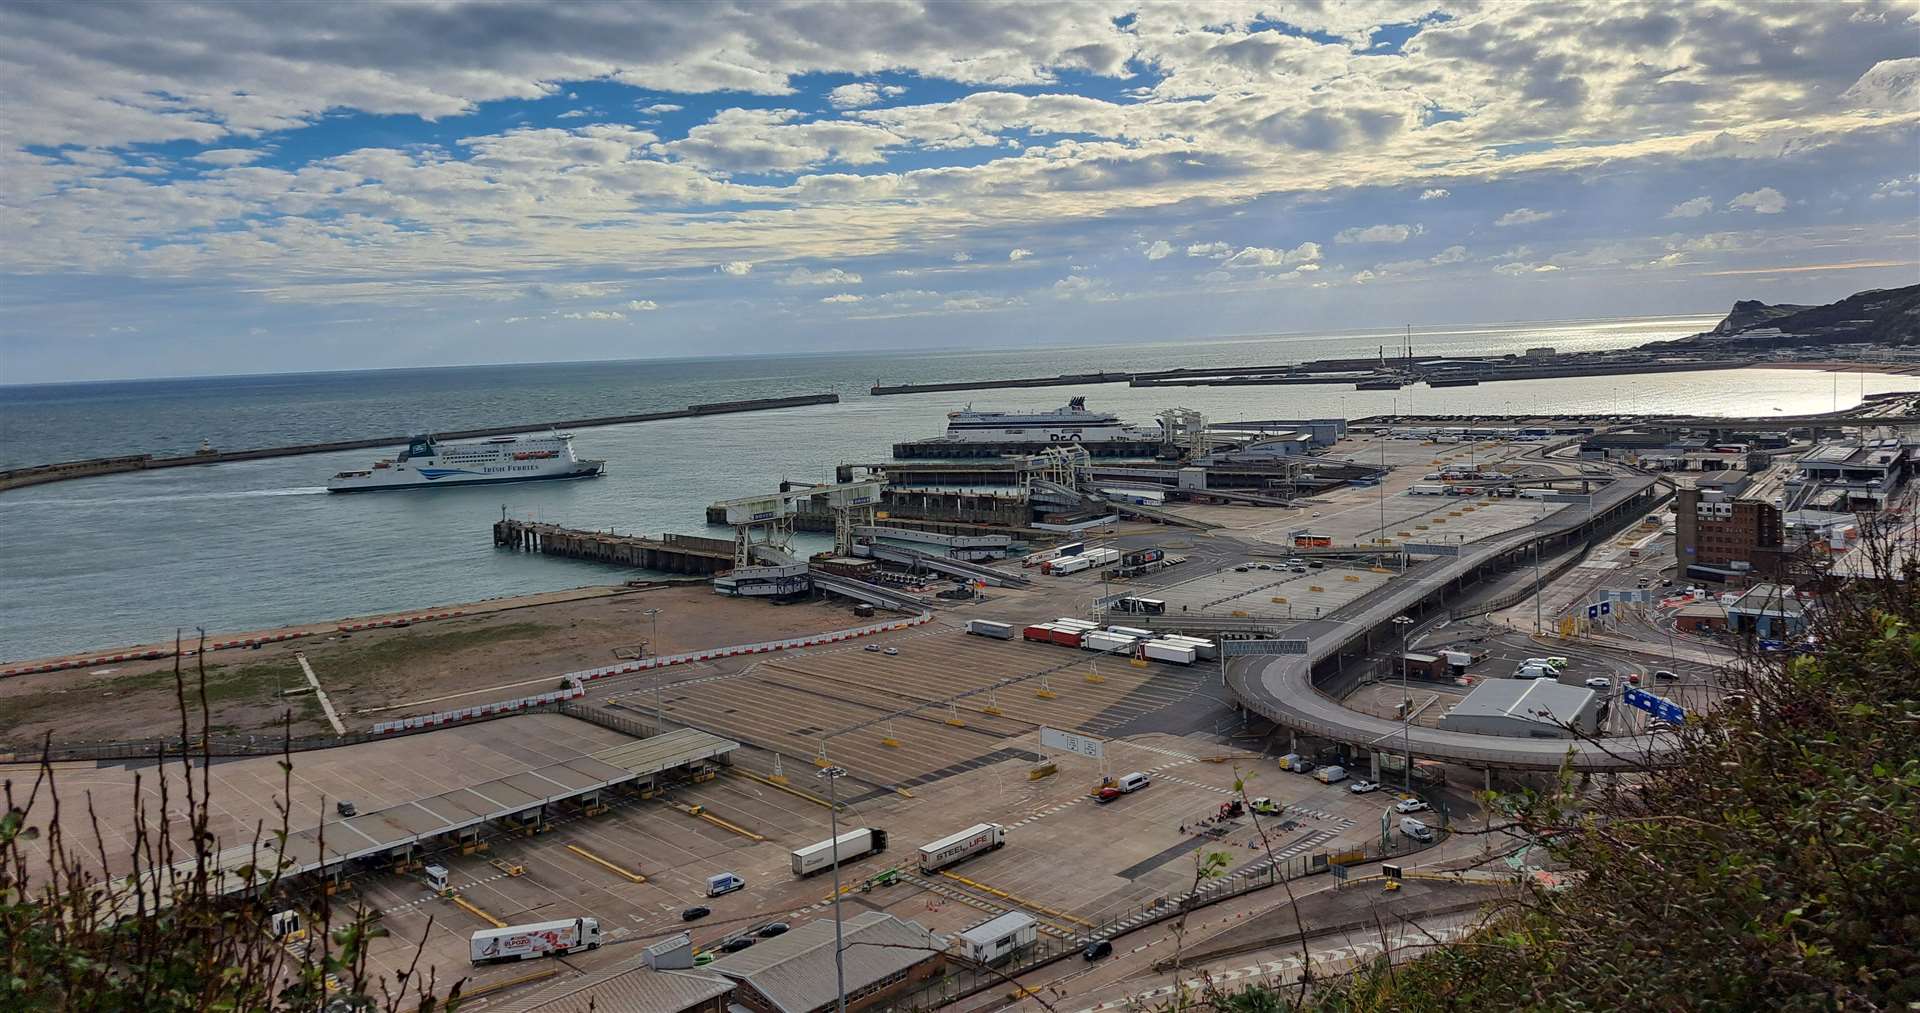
5;314;1917;660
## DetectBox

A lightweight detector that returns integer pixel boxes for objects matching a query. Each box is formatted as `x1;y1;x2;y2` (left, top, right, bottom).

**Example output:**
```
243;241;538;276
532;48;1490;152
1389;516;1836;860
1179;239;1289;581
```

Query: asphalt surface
1226;474;1679;771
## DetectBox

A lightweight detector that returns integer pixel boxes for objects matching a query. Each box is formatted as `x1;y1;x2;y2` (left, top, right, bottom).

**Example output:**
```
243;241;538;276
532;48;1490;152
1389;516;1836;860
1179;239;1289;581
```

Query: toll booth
425;864;449;895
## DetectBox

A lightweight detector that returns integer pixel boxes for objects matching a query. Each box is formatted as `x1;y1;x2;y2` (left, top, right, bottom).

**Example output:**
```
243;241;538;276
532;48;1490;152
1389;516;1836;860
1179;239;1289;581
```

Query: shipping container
1053;618;1100;631
966;620;1015;640
791;828;888;877
1022;624;1055;643
918;823;1005;873
1141;640;1196;665
1047;628;1084;648
1106;625;1157;639
1410;484;1446;496
470;918;600;964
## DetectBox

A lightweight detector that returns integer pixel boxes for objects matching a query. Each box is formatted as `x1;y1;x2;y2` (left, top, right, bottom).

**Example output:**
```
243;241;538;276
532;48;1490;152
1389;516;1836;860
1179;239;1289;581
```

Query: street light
817;765;850;1013
1392;615;1415;790
644;608;666;726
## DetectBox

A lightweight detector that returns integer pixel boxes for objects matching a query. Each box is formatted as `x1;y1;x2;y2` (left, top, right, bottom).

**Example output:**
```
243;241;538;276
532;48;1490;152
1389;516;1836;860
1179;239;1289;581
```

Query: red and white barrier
338;609;465;633
1;648;171;679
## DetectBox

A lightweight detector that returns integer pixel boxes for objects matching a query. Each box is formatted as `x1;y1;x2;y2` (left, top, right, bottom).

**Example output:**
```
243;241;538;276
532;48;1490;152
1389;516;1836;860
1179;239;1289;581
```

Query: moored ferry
943;397;1160;445
326;432;604;492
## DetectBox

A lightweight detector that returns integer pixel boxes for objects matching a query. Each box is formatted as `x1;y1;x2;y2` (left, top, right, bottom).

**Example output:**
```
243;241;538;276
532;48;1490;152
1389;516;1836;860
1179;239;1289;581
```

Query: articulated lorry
918;823;1005;873
470;918;600;964
791;828;888;876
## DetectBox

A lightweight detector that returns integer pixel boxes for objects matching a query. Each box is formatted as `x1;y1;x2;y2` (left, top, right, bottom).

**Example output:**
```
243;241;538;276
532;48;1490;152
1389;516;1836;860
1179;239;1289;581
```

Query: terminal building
1439;679;1600;739
707;911;946;1013
1674;485;1784;583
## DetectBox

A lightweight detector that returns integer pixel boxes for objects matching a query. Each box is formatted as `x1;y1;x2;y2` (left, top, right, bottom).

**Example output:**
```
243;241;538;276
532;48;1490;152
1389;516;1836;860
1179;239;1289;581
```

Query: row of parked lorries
1008;617;1216;666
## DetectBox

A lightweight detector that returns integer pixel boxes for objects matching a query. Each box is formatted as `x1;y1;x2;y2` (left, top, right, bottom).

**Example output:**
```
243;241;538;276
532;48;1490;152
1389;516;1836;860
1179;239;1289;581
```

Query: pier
493;519;735;575
0;393;840;493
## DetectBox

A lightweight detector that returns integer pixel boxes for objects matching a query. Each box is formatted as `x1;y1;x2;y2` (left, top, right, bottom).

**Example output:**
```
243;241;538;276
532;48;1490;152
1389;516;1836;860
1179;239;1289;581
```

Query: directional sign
1381;864;1404;882
1039;726;1106;760
1599;600;1612;617
1621;688;1685;725
1222;639;1310;657
1586;604;1600;620
1401;543;1462;557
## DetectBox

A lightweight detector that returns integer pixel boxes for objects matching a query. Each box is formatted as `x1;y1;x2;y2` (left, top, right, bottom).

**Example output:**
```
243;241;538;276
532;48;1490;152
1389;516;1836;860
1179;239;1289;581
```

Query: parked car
681;906;712;921
864;644;881;653
1653;669;1679;681
1627;672;1642;685
721;936;757;953
1349;780;1380;794
1585;677;1612;689
1083;939;1114;961
1394;798;1431;814
883;647;899;656
1308;560;1325;569
336;801;357;818
756;922;789;938
1545;657;1570;670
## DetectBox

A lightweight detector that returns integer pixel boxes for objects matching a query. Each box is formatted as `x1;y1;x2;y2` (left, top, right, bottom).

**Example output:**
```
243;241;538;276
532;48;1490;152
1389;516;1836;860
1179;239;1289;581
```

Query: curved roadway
1227;474;1676;772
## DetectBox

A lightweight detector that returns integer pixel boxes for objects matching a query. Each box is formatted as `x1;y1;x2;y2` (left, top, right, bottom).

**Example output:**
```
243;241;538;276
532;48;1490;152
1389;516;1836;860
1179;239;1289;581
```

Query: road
1226;472;1679;771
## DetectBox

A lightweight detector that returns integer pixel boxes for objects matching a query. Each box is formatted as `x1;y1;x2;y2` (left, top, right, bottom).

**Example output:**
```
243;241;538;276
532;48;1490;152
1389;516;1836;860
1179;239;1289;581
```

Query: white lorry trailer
918;823;1005;873
1142;640;1197;665
470;918;600;964
791;827;888;877
965;620;1015;640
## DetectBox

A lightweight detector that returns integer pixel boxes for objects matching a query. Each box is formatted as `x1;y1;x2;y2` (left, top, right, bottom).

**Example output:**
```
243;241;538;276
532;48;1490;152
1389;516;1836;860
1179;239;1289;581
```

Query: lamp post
1392;614;1415;790
817;765;849;1013
644;608;665;726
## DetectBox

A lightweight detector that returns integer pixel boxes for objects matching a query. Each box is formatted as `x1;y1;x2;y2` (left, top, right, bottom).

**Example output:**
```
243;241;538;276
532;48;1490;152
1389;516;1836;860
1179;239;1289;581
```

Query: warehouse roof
1443;679;1596;729
708;911;943;1013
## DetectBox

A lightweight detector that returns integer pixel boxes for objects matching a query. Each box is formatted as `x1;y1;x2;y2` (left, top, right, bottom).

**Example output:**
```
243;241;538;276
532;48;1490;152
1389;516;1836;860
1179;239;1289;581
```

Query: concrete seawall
0;393;840;493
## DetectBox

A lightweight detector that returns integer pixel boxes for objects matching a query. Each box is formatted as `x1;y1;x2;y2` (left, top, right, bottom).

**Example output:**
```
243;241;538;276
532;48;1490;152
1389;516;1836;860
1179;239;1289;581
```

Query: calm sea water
5;315;1916;659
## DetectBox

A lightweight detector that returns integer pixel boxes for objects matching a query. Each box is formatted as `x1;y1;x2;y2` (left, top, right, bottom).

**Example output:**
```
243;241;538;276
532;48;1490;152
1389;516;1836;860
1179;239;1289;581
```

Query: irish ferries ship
326;432;604;492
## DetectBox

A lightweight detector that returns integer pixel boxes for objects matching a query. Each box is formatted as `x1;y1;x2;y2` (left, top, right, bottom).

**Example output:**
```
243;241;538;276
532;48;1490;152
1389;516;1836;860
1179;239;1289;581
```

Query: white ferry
943;397;1159;445
326;432;604;492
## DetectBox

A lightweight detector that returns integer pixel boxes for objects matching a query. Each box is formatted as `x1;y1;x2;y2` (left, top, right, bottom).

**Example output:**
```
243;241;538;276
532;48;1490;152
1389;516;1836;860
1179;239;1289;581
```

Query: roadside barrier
367;611;933;735
1;648;170;679
337;609;465;632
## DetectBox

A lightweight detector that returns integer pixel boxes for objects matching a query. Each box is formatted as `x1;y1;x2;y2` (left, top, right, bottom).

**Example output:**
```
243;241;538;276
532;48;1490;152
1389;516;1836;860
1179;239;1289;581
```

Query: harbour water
5;314;1918;659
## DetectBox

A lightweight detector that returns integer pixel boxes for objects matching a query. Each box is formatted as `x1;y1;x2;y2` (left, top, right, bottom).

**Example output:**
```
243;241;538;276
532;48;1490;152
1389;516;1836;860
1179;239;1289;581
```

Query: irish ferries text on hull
327;433;605;492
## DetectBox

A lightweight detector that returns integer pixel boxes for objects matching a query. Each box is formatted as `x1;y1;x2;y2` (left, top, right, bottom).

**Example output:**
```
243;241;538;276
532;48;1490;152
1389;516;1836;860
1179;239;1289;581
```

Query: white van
1313;765;1348;784
1399;818;1434;843
706;872;746;897
1116;772;1150;793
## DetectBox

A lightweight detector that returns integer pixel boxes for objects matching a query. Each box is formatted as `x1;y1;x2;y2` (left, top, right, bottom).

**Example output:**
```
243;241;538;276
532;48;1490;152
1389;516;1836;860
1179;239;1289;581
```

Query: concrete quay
493;518;735;574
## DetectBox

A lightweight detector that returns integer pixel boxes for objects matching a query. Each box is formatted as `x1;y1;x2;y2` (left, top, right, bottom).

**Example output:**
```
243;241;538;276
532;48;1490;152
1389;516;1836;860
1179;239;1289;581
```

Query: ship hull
327;462;604;493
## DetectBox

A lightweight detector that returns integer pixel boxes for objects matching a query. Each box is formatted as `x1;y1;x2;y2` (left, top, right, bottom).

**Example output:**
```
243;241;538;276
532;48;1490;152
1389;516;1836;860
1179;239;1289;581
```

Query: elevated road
1227;474;1677;772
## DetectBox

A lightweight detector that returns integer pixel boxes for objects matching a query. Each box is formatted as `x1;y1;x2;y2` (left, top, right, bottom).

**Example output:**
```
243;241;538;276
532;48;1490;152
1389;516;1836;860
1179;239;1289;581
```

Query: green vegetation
2;657;460;1010
1210;563;1919;1010
317;622;555;692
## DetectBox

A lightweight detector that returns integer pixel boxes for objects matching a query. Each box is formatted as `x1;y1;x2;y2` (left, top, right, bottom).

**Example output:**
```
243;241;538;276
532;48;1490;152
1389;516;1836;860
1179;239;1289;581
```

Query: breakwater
0;393;840;492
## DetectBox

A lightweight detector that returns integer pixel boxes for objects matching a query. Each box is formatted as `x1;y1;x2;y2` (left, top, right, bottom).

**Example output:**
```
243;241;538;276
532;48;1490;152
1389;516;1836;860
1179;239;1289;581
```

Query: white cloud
828;82;907;109
557;109;593;119
820;292;862;303
625;299;659;311
562;310;626;320
1222;242;1321;268
529;281;625;300
1871;175;1919;200
1664;196;1714;219
720;261;754;276
781;266;863;286
1144;239;1173;260
1495;208;1556;227
1350;269;1377;284
192;148;265;166
1008;247;1032;261
1419;188;1450;200
1186;242;1232;259
1428;245;1468;265
951;251;972;263
1493;262;1562;276
1051;274;1115;300
639;103;684;114
1728;187;1787;214
1334;223;1419;244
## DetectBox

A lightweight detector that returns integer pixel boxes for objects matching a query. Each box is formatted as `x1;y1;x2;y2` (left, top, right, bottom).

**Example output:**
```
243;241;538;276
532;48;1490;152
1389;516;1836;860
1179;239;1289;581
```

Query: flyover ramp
1225;475;1677;772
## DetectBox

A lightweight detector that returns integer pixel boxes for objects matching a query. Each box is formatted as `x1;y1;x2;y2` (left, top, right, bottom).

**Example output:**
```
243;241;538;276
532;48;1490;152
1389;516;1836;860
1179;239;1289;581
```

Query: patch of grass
315;622;555;685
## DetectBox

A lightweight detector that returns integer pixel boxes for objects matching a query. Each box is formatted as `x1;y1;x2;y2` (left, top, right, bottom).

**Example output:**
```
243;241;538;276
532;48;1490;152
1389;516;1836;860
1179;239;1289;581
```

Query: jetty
0;393;839;493
492;519;734;575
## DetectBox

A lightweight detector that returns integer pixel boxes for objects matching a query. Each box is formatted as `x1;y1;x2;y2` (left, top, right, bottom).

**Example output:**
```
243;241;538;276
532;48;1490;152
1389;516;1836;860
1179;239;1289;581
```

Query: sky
1;1;1918;383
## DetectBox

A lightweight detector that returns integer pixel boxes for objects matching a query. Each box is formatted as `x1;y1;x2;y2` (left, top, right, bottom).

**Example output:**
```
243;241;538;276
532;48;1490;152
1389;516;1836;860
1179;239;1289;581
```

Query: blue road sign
1599;600;1612;617
1586;604;1599;620
1622;688;1685;724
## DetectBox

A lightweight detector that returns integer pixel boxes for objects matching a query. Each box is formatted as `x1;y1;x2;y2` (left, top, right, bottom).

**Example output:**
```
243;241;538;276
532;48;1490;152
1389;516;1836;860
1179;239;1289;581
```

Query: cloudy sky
2;1;1917;382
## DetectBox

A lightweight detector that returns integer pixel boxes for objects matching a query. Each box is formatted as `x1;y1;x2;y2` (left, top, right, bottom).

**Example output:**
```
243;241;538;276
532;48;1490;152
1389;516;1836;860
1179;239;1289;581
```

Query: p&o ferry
326;432;604;492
